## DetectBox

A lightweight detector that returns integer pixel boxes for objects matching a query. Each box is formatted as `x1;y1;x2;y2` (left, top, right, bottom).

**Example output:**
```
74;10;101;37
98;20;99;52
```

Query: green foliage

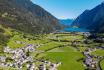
0;33;10;46
0;25;12;46
0;28;5;33
6;57;14;62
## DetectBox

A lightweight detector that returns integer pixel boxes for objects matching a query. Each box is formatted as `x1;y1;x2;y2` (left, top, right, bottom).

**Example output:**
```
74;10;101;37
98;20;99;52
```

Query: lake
61;28;90;32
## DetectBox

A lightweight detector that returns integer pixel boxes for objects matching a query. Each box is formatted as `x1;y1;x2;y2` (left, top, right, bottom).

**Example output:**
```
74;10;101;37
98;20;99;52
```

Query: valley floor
0;31;104;70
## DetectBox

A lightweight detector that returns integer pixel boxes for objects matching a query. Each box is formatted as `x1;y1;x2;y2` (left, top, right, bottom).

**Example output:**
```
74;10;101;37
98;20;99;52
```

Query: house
0;56;6;62
39;64;46;70
27;63;35;70
25;44;35;52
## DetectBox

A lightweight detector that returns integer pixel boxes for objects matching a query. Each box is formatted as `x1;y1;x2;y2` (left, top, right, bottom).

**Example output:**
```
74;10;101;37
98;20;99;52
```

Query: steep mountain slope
0;0;62;34
72;2;104;33
59;19;74;26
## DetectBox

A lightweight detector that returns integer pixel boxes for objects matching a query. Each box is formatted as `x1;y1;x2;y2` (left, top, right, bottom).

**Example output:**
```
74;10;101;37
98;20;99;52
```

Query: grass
47;46;76;52
7;32;51;49
0;67;17;70
48;33;84;42
36;42;85;70
0;25;12;46
7;34;34;49
43;52;85;70
91;49;104;56
100;59;104;70
37;42;63;51
51;35;83;42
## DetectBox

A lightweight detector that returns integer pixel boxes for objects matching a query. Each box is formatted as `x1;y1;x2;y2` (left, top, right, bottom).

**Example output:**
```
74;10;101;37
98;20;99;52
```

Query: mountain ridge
59;19;74;26
0;0;63;34
71;2;104;33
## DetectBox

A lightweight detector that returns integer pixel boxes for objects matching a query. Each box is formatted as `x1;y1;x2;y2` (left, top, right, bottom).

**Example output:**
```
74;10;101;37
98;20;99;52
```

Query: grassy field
91;49;104;56
35;33;86;70
47;46;76;52
39;52;85;70
37;42;63;51
100;59;104;70
36;45;85;70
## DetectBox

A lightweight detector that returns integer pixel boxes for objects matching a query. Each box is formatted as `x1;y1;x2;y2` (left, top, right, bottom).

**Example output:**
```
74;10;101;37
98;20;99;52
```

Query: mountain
59;19;74;26
72;2;104;33
0;0;62;34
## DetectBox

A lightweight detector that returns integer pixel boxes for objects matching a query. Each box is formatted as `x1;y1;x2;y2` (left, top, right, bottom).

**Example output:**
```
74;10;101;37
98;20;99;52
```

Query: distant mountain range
59;19;74;26
72;2;104;33
0;0;63;34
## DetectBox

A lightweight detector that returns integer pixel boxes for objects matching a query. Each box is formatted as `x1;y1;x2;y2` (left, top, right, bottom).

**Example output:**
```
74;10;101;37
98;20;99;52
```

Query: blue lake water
62;28;90;32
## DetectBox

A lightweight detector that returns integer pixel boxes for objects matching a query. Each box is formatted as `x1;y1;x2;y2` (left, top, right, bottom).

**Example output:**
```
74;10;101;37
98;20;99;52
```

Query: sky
31;0;103;19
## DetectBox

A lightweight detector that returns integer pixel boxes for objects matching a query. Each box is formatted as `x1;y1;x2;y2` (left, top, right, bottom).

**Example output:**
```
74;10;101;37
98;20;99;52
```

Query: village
0;32;104;70
83;46;104;70
0;44;61;70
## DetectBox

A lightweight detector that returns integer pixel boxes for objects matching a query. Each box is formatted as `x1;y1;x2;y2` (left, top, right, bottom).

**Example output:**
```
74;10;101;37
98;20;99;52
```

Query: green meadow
101;59;104;70
0;29;104;70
